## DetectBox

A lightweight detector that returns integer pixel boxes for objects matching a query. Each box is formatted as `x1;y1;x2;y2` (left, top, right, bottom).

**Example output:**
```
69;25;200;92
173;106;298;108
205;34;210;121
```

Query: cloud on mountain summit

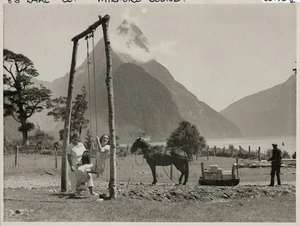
111;33;154;63
121;8;141;26
111;8;178;63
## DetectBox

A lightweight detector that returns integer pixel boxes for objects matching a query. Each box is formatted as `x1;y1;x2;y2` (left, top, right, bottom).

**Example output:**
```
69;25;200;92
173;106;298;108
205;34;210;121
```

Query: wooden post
170;165;173;180
201;162;205;180
236;158;239;178
54;145;58;169
214;146;216;158
258;147;261;161
248;146;251;156
101;15;117;199
206;146;209;160
15;145;19;167
61;39;78;192
232;164;235;179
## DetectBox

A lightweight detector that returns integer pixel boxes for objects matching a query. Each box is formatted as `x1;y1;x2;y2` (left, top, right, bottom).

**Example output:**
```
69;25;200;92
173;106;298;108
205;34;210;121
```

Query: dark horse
131;137;189;185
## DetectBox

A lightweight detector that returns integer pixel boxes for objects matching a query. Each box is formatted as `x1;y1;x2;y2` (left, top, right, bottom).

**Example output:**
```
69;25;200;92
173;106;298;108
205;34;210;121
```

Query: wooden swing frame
61;15;117;198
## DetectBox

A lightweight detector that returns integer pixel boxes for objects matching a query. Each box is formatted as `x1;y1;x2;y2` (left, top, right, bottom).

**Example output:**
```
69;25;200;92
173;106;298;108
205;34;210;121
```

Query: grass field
3;154;297;222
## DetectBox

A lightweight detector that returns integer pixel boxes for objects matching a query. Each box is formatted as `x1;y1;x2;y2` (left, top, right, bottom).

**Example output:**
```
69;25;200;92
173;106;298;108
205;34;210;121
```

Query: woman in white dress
95;134;110;175
66;133;98;195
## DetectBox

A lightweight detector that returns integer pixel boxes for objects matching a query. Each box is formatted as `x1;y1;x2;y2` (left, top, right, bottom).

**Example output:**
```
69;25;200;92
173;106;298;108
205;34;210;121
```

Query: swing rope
91;30;99;136
83;30;106;175
86;33;98;171
85;35;93;137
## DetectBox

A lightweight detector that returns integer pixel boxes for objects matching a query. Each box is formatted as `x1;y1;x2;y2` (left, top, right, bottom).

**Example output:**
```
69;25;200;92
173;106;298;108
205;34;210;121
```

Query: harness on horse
133;147;180;183
138;147;192;161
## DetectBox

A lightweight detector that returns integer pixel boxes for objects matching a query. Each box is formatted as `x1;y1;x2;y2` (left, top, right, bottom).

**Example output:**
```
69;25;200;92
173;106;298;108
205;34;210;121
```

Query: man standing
267;144;282;186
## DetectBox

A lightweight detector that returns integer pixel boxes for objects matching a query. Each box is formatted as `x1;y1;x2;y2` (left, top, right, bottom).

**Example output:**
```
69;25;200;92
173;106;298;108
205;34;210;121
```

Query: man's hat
272;143;278;147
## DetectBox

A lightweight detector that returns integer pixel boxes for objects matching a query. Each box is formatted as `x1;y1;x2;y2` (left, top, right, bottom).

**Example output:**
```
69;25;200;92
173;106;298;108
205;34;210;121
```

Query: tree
47;86;89;140
166;120;206;158
28;126;55;151
292;152;296;159
282;150;291;159
3;49;52;145
116;135;120;147
266;149;291;159
85;129;93;150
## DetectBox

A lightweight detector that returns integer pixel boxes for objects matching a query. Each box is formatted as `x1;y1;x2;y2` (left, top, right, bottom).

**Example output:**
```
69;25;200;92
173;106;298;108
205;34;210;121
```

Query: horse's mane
152;145;164;152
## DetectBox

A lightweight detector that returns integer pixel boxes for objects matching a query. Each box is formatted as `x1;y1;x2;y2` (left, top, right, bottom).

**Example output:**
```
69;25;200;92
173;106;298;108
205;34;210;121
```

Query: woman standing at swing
95;134;110;175
66;132;98;196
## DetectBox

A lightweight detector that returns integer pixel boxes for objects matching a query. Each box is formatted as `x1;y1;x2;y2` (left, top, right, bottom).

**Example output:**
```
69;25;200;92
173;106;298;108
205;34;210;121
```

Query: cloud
122;8;141;25
151;40;179;58
111;34;179;64
111;8;178;64
111;33;154;63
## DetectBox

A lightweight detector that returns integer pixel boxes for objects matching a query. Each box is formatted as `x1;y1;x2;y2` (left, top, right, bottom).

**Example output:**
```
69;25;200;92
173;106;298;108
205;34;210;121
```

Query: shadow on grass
99;193;111;201
51;193;90;199
50;192;113;200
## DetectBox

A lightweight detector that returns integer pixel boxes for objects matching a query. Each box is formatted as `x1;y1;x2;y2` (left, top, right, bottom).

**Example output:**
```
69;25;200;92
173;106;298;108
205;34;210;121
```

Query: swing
83;32;108;176
61;15;116;196
74;136;109;178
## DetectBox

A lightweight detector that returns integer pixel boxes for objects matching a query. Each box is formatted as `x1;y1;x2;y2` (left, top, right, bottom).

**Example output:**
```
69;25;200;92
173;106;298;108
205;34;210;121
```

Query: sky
3;3;297;111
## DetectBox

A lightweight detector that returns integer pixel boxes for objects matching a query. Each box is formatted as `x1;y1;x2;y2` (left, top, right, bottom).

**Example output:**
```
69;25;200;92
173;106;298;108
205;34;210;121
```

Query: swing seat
87;170;102;174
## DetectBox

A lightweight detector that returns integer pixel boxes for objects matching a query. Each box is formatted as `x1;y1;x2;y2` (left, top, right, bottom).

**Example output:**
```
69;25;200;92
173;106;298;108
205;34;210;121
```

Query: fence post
214;146;216;158
54;142;60;169
258;147;261;161
236;158;239;178
55;146;58;169
248;146;251;157
170;165;173;180
201;162;205;180
15;145;19;167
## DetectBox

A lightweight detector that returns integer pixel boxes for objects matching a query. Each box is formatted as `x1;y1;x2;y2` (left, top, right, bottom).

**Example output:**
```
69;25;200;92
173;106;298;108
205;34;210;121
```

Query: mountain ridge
4;20;242;143
221;74;296;137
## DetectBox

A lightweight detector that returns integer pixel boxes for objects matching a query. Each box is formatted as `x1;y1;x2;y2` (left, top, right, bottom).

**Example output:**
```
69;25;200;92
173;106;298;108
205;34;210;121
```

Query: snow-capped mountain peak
111;20;153;63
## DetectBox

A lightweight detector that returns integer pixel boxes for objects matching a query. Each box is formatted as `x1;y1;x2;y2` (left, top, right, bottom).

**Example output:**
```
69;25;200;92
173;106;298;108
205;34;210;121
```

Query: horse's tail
185;159;189;174
183;158;189;184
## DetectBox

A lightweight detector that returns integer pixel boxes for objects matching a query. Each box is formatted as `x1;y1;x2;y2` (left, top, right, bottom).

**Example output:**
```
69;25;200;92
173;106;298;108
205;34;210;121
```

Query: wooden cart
198;160;240;186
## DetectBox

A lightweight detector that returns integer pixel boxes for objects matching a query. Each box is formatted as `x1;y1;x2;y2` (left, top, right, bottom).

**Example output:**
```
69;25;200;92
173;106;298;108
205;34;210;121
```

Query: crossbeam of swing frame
71;18;105;42
61;16;107;192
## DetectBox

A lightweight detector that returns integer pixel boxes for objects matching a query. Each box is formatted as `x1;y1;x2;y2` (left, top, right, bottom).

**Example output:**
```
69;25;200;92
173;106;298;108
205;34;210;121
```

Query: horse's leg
149;163;157;185
183;161;189;185
178;170;184;185
173;162;183;184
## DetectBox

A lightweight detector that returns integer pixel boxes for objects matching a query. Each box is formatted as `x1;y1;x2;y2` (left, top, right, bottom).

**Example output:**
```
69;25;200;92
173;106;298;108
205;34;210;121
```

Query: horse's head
131;137;150;153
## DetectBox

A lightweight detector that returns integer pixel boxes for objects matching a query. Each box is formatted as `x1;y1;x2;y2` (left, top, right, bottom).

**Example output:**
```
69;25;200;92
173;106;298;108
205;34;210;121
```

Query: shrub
282;150;291;159
4;138;23;155
117;146;130;157
266;149;290;159
166;120;206;158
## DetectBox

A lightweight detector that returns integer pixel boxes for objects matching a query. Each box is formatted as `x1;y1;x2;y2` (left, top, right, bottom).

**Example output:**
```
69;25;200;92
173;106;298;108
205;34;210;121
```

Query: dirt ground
4;176;296;203
3;155;297;222
3;182;296;222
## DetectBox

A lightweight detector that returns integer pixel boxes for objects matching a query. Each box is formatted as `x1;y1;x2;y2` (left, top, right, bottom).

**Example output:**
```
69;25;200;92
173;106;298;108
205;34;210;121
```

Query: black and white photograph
1;0;298;223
